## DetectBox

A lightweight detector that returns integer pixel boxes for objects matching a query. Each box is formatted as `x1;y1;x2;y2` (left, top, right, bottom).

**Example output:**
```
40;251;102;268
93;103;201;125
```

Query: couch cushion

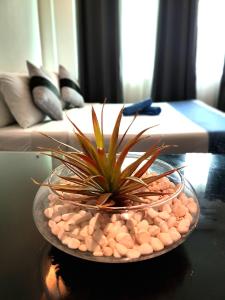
59;65;84;108
27;61;63;120
0;91;15;127
0;73;45;128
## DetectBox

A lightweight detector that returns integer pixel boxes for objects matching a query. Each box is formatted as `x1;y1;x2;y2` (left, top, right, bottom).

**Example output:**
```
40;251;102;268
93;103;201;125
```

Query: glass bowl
33;153;199;263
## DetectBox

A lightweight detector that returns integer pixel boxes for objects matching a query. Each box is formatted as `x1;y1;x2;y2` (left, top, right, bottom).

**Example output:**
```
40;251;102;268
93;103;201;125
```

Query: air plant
35;105;180;208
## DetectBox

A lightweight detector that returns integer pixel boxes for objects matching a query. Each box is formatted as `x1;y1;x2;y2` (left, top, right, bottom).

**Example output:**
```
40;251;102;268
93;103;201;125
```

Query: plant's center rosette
48;158;184;212
43;158;199;260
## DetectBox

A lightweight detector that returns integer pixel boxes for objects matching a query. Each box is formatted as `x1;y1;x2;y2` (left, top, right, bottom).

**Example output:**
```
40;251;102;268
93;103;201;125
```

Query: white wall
0;0;42;72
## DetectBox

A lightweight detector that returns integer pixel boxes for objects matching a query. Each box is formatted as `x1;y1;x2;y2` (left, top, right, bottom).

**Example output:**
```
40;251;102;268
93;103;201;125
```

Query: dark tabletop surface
0;152;225;300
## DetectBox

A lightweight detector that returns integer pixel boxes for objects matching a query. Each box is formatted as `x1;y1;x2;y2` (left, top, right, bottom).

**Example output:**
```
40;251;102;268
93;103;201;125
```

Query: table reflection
40;245;191;300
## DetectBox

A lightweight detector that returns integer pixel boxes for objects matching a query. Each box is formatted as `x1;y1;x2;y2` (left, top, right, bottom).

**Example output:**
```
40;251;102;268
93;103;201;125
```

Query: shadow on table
40;244;191;300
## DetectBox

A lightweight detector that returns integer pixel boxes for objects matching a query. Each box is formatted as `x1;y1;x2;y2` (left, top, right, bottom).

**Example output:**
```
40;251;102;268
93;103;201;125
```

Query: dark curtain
218;60;225;112
76;0;122;103
151;0;199;102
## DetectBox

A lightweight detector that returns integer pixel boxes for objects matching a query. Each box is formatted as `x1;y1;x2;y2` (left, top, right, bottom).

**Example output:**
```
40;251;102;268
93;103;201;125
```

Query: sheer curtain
196;0;225;107
120;0;159;103
38;0;79;79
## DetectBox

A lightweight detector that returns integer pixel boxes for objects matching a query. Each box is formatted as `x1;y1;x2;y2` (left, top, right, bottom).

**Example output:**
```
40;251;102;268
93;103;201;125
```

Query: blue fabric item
170;100;225;154
140;106;161;115
123;99;161;116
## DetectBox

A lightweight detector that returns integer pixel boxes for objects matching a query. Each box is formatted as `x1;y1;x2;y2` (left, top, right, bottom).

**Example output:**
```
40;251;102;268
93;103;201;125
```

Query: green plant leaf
108;107;124;168
92;106;104;150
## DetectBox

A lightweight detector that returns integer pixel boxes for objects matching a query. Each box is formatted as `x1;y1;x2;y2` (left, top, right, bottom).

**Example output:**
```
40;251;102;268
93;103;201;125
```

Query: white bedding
0;102;208;153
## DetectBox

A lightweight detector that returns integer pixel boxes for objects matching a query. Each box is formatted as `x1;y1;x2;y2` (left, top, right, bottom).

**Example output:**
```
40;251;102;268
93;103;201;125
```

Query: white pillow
27;61;63;120
59;65;84;108
0;91;15;127
0;73;45;128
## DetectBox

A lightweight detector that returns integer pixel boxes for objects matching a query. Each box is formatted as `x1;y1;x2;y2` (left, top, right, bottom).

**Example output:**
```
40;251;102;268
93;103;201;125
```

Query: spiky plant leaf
35;105;181;208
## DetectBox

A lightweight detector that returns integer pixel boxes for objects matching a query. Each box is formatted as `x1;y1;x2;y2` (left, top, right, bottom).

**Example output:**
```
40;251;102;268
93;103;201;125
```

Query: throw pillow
27;61;63;120
59;65;84;108
0;91;15;127
0;73;45;128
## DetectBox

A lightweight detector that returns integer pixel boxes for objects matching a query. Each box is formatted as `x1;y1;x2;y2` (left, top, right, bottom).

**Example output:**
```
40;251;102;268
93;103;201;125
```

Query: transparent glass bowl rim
47;153;184;213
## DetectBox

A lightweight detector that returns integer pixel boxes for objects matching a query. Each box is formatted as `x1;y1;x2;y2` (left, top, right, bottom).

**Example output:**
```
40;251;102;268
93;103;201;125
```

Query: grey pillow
0;73;45;128
59;65;84;108
27;61;63;120
0;91;15;127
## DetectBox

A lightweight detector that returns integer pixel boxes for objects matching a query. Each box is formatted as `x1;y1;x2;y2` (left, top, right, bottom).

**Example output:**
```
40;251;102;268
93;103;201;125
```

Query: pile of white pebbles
44;176;198;260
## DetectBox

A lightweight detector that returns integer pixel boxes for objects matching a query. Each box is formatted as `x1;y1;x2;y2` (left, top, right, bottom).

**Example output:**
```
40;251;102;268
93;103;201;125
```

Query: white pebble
61;236;71;245
187;201;198;215
121;212;130;220
93;245;103;256
137;220;149;231
57;228;65;240
113;248;121;258
116;232;134;249
158;211;170;220
107;223;120;239
62;213;74;221
185;212;193;224
74;212;92;225
79;244;87;252
51;224;60;236
126;249;141;259
57;221;65;230
48;220;55;228
71;227;80;236
93;229;104;241
111;214;119;222
85;236;98;252
167;216;177;228
177;219;190;234
157;232;173;246
126;219;137;231
179;193;189;205
93;250;103;257
120;225;128;233
149;225;160;236
44;207;54;218
138;243;153;255
102;246;113;257
136;231;150;244
108;238;116;248
173;204;187;218
162;203;172;213
68;238;80;249
147;208;158;219
53;215;61;223
158;220;169;233
134;211;143;222
150;237;164;251
115;243;128;256
53;205;64;214
169;227;181;242
98;235;108;247
80;225;89;238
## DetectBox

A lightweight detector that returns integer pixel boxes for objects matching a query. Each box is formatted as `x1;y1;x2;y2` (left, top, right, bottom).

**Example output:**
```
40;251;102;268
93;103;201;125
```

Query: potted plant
33;105;199;262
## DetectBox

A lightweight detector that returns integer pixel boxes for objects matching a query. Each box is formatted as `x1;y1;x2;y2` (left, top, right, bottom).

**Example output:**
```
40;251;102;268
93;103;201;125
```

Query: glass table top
0;152;225;300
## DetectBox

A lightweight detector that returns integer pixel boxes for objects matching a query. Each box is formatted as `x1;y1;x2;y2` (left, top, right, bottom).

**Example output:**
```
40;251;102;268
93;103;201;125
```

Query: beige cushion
59;65;84;108
0;91;15;127
27;61;63;120
0;73;45;128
